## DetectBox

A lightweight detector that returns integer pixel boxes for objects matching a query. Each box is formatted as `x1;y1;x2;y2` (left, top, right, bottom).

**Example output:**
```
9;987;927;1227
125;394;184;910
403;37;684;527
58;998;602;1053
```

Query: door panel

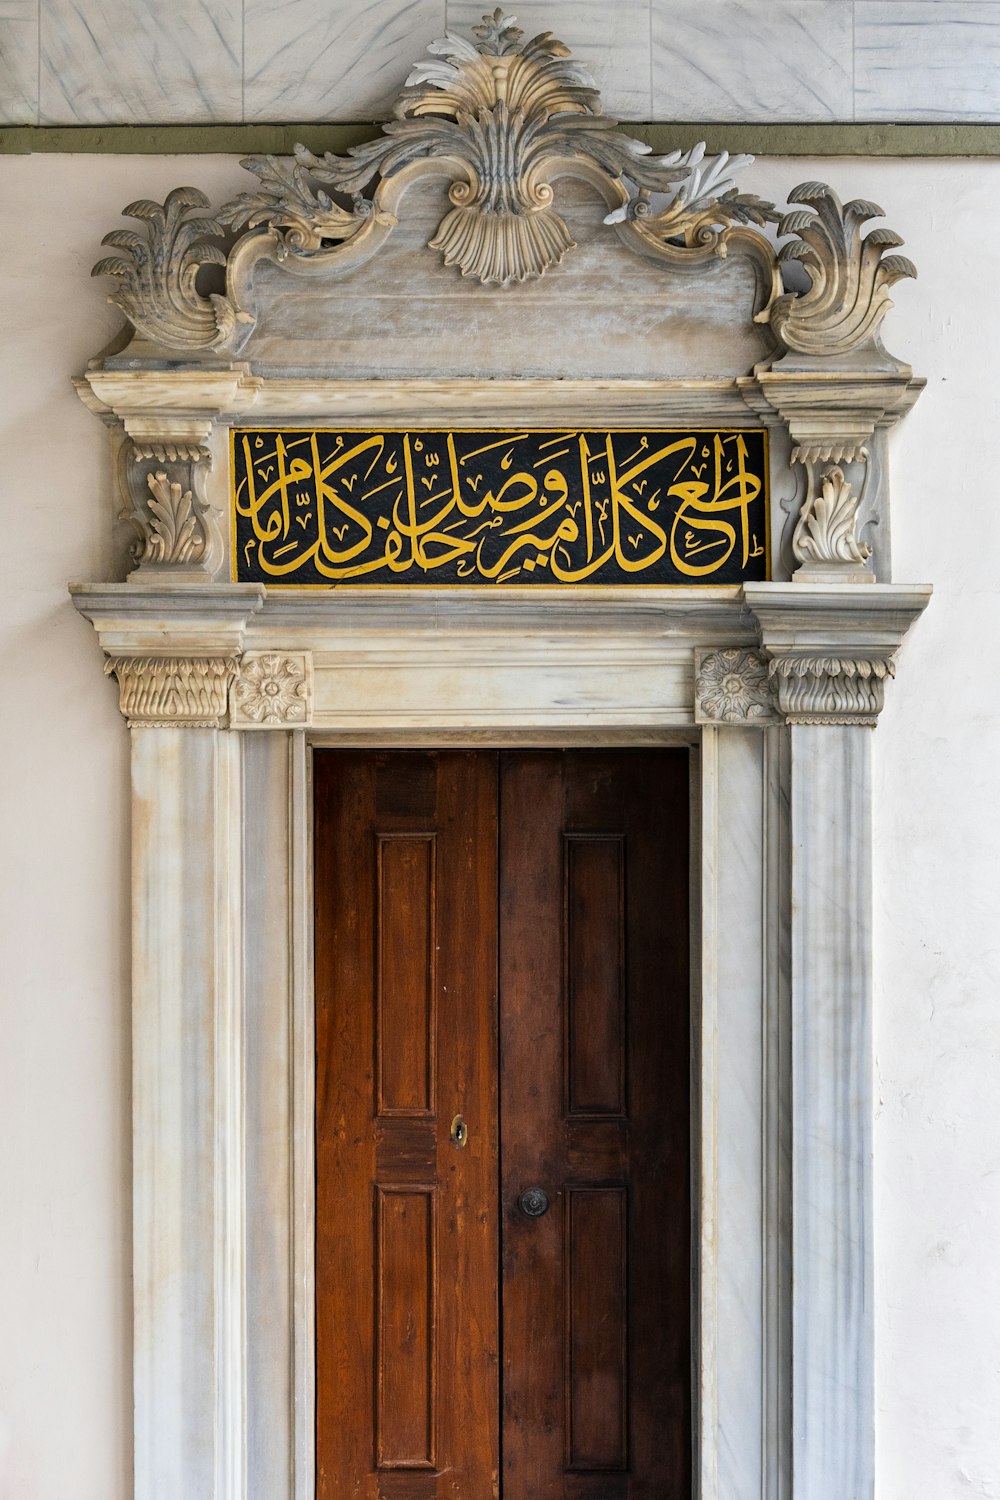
315;752;500;1500
499;751;691;1500
315;749;690;1500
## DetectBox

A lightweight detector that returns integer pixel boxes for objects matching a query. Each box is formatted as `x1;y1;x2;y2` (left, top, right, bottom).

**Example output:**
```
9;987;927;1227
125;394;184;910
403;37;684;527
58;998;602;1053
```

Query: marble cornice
745;581;932;725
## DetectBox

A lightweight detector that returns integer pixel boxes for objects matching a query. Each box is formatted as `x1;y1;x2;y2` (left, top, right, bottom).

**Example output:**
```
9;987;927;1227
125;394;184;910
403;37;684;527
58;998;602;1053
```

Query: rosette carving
230;653;312;728
696;649;777;724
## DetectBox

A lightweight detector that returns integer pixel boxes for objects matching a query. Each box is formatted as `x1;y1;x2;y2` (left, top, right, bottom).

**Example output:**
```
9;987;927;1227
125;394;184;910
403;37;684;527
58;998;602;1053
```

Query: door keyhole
450;1115;468;1148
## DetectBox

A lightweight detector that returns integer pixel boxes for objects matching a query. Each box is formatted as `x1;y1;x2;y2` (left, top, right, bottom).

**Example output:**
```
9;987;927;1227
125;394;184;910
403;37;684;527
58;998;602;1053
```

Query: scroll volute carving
120;439;224;582
767;183;917;365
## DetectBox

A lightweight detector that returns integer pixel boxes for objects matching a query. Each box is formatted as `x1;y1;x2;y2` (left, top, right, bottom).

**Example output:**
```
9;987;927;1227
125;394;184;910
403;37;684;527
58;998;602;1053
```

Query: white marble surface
245;0;444;122
856;2;1000;120
7;0;1000;123
653;0;853;123
0;1;37;124
789;726;875;1500
39;0;242;123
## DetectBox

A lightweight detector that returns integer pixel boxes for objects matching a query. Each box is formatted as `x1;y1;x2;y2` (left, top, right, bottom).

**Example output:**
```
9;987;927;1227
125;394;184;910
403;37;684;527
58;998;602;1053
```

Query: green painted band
3;121;1000;157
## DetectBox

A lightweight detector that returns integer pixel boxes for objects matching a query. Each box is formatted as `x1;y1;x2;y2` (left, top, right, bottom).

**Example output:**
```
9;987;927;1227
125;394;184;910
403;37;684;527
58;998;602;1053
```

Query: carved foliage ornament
90;11;915;354
769;654;895;727
696;649;777;723
119;441;225;582
792;463;872;574
104;655;237;727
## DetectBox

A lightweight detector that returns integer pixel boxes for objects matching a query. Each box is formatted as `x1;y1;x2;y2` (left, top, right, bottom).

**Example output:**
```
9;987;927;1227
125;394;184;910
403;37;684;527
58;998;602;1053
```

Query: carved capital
744;581;931;729
230;652;313;728
695;648;778;724
120;440;224;582
768;654;893;726
104;655;238;727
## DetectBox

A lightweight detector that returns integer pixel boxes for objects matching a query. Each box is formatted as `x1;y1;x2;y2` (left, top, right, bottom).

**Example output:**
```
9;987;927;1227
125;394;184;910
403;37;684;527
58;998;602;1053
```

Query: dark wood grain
314;752;500;1500
499;750;691;1500
315;749;690;1500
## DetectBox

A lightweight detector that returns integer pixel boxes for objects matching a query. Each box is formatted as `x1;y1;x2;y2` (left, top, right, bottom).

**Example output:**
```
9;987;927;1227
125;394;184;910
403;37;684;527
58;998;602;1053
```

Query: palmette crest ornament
220;8;765;288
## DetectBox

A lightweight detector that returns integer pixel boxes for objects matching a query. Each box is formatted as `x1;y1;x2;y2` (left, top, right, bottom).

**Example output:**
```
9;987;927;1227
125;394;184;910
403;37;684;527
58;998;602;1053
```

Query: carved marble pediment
90;9;916;378
74;9;931;735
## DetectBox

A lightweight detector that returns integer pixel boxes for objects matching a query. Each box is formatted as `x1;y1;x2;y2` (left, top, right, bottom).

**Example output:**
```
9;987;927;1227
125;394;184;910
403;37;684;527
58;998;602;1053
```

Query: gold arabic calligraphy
233;428;768;584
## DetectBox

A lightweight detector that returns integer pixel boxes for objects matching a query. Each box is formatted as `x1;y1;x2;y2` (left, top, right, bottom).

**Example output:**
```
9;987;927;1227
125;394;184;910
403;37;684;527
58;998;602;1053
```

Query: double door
315;751;690;1499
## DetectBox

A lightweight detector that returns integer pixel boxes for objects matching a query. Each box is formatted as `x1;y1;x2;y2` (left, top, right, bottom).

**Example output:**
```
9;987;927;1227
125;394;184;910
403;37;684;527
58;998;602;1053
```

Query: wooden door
499;752;691;1500
314;752;501;1500
314;750;690;1500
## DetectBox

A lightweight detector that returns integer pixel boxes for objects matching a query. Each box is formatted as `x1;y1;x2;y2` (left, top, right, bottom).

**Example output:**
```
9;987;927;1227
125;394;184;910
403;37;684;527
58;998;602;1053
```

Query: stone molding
72;582;929;732
745;581;931;727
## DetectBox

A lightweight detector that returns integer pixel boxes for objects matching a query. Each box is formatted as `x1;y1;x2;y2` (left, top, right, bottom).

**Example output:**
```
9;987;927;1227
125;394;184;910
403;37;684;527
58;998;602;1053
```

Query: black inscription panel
232;428;769;586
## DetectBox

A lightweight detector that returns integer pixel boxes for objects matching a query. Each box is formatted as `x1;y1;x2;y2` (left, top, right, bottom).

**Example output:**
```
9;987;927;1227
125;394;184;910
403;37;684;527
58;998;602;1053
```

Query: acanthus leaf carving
104;655;238;727
119;441;224;582
792;463;873;577
92;187;253;352
768;654;895;726
85;17;919;356
767;182;917;361
218;9;771;288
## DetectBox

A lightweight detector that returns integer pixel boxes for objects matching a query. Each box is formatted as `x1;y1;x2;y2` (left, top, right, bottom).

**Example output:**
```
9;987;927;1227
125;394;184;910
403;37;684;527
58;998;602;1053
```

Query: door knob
518;1187;549;1218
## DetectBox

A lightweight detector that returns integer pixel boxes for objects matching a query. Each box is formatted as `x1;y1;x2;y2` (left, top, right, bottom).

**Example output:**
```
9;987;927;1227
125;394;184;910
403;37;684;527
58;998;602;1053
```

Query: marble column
130;727;246;1500
790;726;873;1500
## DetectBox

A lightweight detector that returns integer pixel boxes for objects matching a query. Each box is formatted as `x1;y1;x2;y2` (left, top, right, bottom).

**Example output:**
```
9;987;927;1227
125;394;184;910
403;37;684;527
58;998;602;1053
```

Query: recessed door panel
499;751;691;1500
315;752;500;1500
315;749;690;1499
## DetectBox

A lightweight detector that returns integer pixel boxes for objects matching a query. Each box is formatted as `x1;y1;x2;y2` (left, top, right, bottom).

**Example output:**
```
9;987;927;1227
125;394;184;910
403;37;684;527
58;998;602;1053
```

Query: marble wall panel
7;1;1000;132
856;2;1000;120
652;0;853;122
245;0;445;122
39;0;242;123
448;0;653;119
0;1;38;124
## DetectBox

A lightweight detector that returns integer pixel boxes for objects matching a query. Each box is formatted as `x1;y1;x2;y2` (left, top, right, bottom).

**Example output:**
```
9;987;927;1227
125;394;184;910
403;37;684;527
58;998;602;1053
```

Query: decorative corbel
119;434;225;583
789;446;872;584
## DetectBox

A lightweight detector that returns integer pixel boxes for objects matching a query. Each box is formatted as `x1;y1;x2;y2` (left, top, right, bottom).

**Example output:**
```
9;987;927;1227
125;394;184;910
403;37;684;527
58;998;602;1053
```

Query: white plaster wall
0;152;997;1500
